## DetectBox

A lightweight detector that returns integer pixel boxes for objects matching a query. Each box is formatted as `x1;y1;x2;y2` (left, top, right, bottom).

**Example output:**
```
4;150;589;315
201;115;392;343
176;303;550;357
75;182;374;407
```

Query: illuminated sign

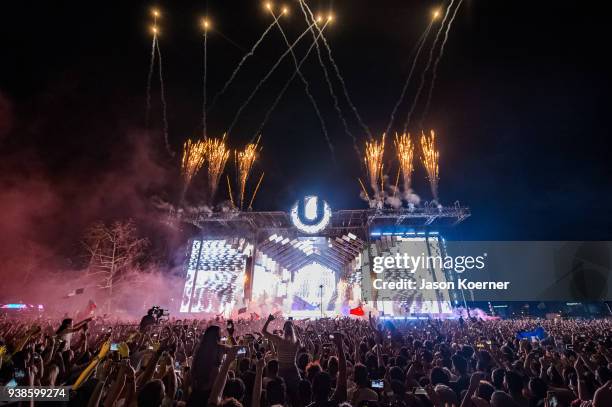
290;196;332;234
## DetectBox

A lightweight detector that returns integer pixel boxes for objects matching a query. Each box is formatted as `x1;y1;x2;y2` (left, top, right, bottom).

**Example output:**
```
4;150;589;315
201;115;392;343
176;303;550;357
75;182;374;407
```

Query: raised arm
251;358;265;407
261;314;276;342
208;347;239;406
332;332;347;402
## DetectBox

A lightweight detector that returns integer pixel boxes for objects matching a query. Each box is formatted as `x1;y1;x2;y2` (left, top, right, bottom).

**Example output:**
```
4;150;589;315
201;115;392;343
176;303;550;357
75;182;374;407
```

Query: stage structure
177;197;470;318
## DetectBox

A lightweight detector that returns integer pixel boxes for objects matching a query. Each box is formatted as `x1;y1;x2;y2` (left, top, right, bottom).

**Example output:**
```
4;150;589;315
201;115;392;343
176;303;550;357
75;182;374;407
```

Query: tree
83;219;149;312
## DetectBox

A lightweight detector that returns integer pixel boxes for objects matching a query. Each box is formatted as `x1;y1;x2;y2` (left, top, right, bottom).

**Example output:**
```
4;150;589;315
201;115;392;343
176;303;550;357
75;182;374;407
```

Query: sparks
364;134;386;193
205;135;230;199
420;130;440;201
181;139;207;191
394;133;415;193
237;137;261;209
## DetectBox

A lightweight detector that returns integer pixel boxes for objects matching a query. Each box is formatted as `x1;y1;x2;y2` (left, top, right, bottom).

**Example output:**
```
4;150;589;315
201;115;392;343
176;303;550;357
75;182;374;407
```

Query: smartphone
221;336;227;342
14;369;25;379
175;361;180;370
110;343;119;351
237;346;247;356
414;387;427;395
329;334;335;340
371;379;384;389
566;344;573;350
486;340;492;345
6;378;17;387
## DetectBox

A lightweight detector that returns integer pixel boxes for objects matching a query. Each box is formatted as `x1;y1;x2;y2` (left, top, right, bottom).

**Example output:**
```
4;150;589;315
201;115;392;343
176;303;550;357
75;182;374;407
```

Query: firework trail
237;137;261;209
248;172;265;210
155;39;172;156
403;0;455;133
146;10;160;128
145;35;157;128
226;175;236;208
268;8;330;151
420;130;439;201
297;1;358;157
205;135;230;200
364;134;386;193
300;0;372;140
209;17;280;111
227;21;317;136
394;133;415;194
422;0;464;125
181;138;207;197
385;21;433;136
255;18;334;156
202;21;209;138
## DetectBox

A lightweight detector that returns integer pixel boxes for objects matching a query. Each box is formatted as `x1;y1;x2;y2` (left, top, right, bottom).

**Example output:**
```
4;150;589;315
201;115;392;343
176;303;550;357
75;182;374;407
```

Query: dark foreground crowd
0;313;611;407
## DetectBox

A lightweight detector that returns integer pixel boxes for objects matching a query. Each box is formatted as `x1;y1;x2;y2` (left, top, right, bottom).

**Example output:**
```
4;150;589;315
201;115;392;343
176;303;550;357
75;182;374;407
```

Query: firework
146;9;160;129
358;178;371;201
145;35;157;128
181;139;207;193
227;21;318;136
422;0;465;124
202;19;210;138
394;133;415;194
385;18;434;136
226;175;235;208
364;134;386;193
237;137;261;209
209;15;281;110
205;135;230;199
155;39;172;156
299;0;372;140
248;172;265;210
255;19;333;157
420;130;439;200
296;1;358;156
266;8;332;155
404;0;455;132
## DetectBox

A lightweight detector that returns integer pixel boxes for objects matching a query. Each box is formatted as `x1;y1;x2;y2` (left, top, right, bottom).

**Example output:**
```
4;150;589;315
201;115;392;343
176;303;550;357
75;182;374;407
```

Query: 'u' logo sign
290;196;332;234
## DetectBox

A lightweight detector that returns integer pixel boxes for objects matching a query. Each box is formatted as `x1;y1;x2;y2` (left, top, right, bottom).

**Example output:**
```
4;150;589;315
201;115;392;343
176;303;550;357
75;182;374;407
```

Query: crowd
0;312;610;407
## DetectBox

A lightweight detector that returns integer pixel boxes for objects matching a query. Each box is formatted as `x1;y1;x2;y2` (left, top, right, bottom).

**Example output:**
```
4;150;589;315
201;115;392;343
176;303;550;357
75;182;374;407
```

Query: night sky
0;0;610;247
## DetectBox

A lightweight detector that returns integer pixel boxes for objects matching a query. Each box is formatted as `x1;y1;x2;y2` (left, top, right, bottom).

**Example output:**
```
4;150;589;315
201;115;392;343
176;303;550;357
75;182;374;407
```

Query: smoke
0;91;190;316
385;195;402;209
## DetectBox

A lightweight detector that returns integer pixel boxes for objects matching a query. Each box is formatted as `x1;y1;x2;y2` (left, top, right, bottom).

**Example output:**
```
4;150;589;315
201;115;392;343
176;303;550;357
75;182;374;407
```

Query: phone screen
371;379;383;389
110;343;119;351
237;346;247;356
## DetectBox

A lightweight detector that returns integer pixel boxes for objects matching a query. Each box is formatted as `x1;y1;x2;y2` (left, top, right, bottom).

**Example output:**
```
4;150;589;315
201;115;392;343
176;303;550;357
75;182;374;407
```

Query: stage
176;196;470;318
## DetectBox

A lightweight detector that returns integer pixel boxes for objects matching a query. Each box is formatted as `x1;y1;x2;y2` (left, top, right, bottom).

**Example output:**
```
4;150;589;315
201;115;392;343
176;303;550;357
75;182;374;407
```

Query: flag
76;300;97;321
350;305;365;316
